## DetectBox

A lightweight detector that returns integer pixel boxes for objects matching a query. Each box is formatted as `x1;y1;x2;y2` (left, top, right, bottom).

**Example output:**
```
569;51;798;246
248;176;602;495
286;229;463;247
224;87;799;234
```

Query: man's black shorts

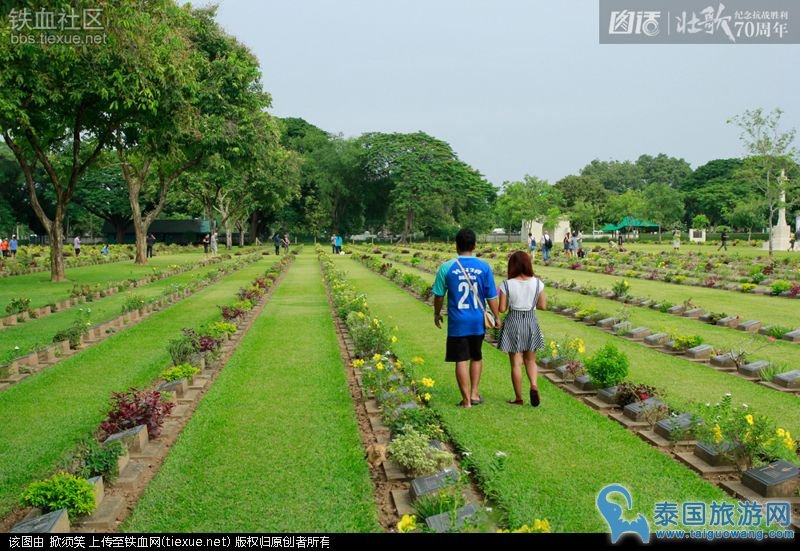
446;335;484;362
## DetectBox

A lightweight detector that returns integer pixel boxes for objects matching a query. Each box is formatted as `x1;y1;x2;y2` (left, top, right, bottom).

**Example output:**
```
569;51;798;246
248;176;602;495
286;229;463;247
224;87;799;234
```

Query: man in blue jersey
433;228;501;408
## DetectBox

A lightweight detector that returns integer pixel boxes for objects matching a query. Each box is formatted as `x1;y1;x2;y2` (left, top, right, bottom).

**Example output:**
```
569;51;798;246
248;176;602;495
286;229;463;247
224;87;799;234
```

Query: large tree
579;159;643;193
637;154;693;189
0;0;183;280
73;158;133;243
494;175;563;236
643;182;685;232
555;174;607;209
728;108;798;255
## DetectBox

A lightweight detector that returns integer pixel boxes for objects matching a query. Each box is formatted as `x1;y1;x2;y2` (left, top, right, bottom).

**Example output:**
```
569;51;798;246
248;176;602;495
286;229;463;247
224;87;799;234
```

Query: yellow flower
423;392;431;402
785;437;796;451
420;377;435;388
372;318;380;326
376;362;384;371
397;514;417;533
777;428;786;438
373;353;382;361
352;359;365;368
745;414;754;426
712;424;723;444
533;519;551;533
396;360;403;370
391;335;398;344
356;311;365;319
412;356;425;365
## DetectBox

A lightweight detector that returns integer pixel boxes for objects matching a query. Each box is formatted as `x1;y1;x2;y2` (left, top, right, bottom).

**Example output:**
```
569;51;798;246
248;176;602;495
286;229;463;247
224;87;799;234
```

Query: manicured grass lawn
0;259;276;519
534;263;800;330
378;257;800;436
125;254;378;532
0;258;247;362
333;257;730;532
0;253;201;309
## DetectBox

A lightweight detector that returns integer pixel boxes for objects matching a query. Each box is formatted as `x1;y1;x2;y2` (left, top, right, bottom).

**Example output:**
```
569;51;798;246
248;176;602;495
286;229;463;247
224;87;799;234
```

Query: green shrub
121;294;146;314
388;425;454;476
167;333;198;366
413;483;466;521
71;439;125;483
20;472;96;519
585;344;629;389
770;280;792;296
740;283;757;293
765;326;792;339
6;297;31;315
658;302;673;313
673;335;703;351
160;363;201;382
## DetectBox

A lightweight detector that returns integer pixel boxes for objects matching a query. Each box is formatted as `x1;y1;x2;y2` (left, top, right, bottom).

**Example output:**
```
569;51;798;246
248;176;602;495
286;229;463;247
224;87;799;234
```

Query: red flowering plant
221;305;246;321
615;382;660;407
100;388;174;438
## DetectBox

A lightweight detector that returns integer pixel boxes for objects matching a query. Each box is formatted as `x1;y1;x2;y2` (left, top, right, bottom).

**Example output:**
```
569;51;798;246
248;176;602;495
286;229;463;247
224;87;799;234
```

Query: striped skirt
498;309;545;353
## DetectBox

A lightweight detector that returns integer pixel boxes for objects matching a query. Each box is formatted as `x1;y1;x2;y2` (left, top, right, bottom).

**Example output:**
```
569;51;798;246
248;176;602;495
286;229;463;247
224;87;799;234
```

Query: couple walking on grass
433;229;547;409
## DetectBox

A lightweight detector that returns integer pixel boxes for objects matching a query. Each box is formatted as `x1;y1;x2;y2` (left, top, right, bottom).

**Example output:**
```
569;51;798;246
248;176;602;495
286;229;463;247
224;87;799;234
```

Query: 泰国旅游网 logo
596;484;651;544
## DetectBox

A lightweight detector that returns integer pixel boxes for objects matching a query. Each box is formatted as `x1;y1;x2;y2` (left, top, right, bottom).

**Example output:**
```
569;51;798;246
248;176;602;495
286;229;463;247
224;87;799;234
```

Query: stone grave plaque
758;325;775;336
654;413;697;440
716;316;739;328
11;509;69;533
737;320;762;333
694;441;735;467
409;467;459;501
596;318;618;329
623;398;665;422
741;461;800;498
157;379;188;398
710;353;737;368
639;299;653;308
683;308;704;319
574;375;596;391
625;327;652;340
561;308;578;317
698;313;713;323
644;333;669;346
781;329;800;343
554;364;570;380
425;503;479;533
667;305;686;315
539;356;566;368
597;386;619;405
104;424;148;453
687;345;713;360
738;360;769;377
612;321;632;333
773;370;800;389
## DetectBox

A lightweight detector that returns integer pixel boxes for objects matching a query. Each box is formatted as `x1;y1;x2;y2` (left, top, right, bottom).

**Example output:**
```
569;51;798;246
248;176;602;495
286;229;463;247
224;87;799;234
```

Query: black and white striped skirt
498;309;545;353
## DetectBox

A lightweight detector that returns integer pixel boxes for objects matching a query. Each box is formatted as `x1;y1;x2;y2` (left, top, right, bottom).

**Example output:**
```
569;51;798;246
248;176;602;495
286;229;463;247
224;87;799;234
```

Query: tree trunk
132;218;148;264
225;221;233;250
238;222;246;247
747;228;752;242
768;205;775;257
49;223;66;282
400;209;414;244
249;211;260;244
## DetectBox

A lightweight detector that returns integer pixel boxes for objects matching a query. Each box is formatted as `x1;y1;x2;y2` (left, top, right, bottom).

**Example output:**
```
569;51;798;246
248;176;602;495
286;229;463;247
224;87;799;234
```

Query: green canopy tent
600;223;620;232
616;216;659;230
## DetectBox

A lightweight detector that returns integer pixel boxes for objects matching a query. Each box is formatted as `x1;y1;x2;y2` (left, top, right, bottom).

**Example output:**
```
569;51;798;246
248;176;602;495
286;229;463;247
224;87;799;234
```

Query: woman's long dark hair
507;250;534;278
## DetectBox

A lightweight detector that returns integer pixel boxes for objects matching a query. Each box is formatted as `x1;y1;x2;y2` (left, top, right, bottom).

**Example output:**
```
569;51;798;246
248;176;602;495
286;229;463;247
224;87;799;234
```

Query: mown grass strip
0;258;277;519
124;253;379;532
332;256;730;532
374;254;800;436
0;253;202;309
0;258;246;363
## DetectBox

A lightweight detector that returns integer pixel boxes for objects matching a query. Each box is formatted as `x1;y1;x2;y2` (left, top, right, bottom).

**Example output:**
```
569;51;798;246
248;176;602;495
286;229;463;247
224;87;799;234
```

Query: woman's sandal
506;399;525;405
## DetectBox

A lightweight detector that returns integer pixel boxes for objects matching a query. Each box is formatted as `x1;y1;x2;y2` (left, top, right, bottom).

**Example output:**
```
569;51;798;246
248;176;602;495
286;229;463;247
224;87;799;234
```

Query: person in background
577;247;586;259
541;231;552;263
0;238;8;257
335;233;343;254
73;235;81;256
527;232;537;259
718;230;728;252
272;231;281;255
9;235;18;258
563;232;570;257
146;233;156;258
101;244;110;256
794;228;800;251
202;234;210;256
331;233;337;255
497;251;546;407
433;228;501;408
672;230;681;252
571;232;579;255
282;232;290;255
210;232;218;256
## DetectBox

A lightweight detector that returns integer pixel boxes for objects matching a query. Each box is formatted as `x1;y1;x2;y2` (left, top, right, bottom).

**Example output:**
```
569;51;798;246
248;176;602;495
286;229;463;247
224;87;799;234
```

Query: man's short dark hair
456;228;476;253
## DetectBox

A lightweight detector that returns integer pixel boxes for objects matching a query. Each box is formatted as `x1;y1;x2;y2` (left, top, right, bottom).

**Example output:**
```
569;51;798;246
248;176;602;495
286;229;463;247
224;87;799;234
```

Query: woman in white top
498;251;547;407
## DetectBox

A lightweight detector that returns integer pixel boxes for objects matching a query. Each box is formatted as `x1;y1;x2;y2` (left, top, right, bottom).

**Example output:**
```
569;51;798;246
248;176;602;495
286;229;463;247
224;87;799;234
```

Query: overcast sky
211;0;799;186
